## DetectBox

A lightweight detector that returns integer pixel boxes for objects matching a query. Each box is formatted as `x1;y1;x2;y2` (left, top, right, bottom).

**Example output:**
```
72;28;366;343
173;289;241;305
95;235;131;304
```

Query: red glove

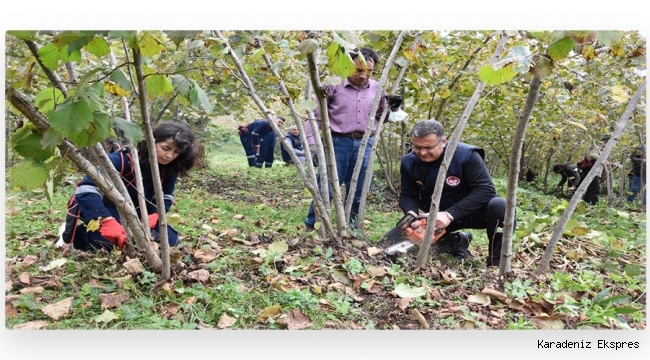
253;145;260;154
99;217;128;249
148;213;159;229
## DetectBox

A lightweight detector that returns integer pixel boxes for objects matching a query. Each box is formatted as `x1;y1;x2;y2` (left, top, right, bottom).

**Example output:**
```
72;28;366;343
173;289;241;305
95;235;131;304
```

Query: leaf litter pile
5;172;646;330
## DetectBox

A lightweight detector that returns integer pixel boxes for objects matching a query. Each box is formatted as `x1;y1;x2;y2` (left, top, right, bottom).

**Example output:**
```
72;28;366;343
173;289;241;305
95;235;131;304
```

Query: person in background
399;120;510;267
627;145;646;205
577;152;602;205
303;46;402;231
552;163;581;193
238;116;285;167
280;125;305;166
59;122;198;251
256;130;277;168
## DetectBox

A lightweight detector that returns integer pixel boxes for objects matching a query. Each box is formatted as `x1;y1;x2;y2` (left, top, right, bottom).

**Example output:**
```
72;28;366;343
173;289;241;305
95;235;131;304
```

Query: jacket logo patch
446;176;461;186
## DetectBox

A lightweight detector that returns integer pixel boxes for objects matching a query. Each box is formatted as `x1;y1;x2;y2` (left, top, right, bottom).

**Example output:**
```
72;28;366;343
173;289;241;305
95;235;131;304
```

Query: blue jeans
305;136;374;228
627;174;646;204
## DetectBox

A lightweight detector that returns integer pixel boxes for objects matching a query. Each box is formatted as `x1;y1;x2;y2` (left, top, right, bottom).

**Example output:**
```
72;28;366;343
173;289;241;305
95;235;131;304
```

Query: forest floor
4;142;647;331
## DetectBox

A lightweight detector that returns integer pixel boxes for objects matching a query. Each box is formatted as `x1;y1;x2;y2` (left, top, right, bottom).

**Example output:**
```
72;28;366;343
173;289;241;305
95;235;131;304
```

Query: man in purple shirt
303;47;392;231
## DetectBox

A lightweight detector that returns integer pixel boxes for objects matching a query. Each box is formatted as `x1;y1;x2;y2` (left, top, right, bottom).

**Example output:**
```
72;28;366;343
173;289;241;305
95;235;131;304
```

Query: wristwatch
445;211;454;222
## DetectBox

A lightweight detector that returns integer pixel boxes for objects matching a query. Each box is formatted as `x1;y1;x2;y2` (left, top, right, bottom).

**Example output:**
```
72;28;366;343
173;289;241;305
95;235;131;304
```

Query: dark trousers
256;133;276;168
583;176;600;205
444;197;509;266
239;134;258;167
73;206;179;251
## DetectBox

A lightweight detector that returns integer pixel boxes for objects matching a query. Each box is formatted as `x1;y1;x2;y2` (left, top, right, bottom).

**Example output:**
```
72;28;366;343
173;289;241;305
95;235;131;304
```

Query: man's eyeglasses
413;140;443;154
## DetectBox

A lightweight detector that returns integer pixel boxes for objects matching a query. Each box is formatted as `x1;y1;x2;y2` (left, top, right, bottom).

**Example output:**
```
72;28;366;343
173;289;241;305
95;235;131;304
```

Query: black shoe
451;232;472;260
434;231;472;259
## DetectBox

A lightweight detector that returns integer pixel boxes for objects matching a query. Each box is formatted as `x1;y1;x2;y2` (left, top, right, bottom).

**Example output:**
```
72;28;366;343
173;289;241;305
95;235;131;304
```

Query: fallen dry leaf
233;214;245;221
19;255;39;268
257;304;283;323
19;286;44;295
193;249;218;263
161;303;180;319
123;258;145;275
100;292;130;309
366;266;387;277
276;308;313;330
5;302;19;318
482;288;508;302
367;247;383;256
88;279;106;289
532;315;565;330
5;281;13;293
397;298;411;311
187;269;210;282
183;296;197;305
41;296;74;320
467;293;491;306
13;320;48;330
30;276;63;290
19;272;30;285
218;313;237;328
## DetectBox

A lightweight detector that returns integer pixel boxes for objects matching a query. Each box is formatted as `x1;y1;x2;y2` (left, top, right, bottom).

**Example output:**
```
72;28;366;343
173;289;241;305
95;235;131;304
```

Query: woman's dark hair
137;122;197;177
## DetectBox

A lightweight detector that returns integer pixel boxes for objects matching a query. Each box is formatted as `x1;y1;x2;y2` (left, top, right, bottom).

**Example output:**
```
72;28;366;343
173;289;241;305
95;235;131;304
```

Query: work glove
253;145;260;155
385;94;403;111
99;217;128;249
148;213;159;229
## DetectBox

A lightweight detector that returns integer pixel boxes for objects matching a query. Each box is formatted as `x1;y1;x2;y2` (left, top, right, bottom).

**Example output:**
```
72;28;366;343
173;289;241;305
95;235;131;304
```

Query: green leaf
113;117;144;145
145;74;174;96
267;241;288;259
250;48;265;60
478;64;517;85
7;31;37;40
187;39;204;51
593;287;612;305
610;228;627;237
34;87;65;113
85;36;111;57
326;43;356;79
139;32;166;58
171;75;192;97
393;283;427;299
624;264;641;277
60;47;82;63
9;160;49;191
547;37;576;61
94;309;119;324
189;82;213;113
37;44;61;70
301;100;317;111
598;295;630;307
41;128;63;149
613;307;639;314
48;100;93;135
12;133;53;162
597;31;623;47
110;68;133;91
165;31;193;48
79;84;105;112
570;226;589;236
297;39;319;55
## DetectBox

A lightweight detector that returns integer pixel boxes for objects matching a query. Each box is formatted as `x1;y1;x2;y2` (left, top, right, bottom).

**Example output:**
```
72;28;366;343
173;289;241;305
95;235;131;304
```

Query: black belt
331;131;375;139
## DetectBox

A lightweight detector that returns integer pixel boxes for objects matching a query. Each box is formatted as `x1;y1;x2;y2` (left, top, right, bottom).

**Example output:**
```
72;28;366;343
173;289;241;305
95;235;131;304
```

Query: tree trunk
534;78;646;275
498;76;542;276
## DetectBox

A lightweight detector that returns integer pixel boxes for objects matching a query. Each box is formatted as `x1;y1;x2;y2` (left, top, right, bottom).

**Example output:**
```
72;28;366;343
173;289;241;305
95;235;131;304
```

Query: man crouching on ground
399;119;511;266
